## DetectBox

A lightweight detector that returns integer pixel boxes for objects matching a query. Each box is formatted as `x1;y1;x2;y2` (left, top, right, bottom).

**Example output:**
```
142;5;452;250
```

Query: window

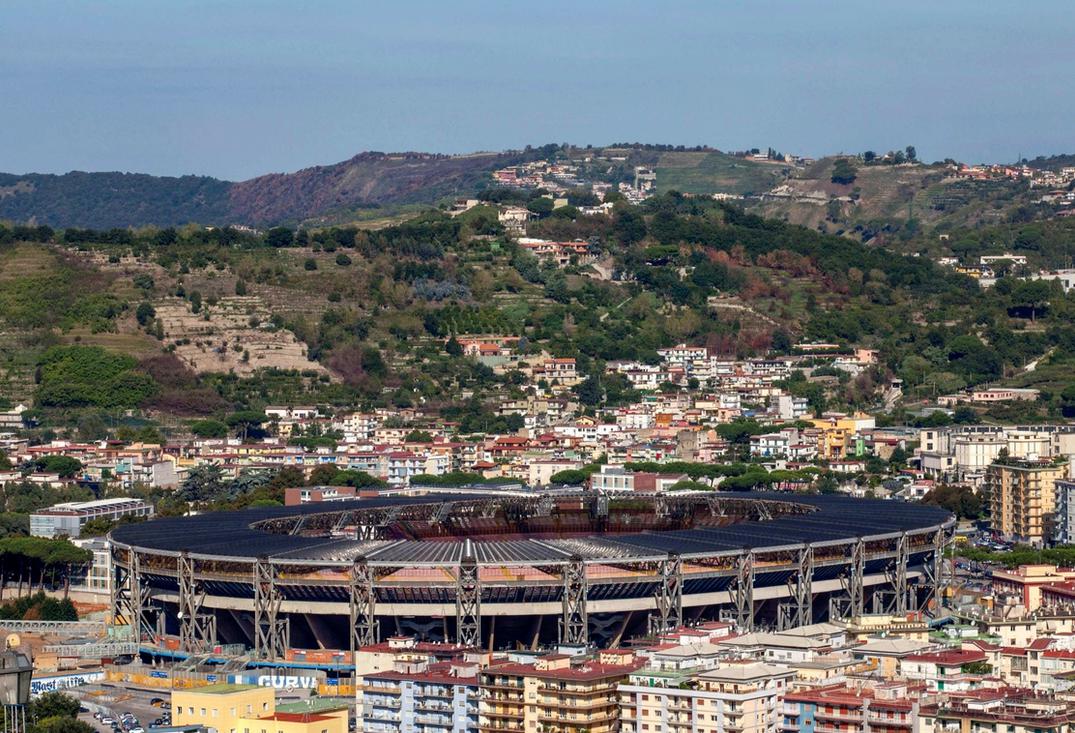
200;709;206;717
263;703;270;712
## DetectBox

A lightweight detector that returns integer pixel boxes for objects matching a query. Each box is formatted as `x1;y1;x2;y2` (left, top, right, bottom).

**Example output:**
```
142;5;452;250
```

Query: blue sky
2;1;1072;180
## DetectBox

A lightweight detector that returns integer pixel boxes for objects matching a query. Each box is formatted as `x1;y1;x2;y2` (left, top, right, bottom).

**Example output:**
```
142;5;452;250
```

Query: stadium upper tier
111;491;953;567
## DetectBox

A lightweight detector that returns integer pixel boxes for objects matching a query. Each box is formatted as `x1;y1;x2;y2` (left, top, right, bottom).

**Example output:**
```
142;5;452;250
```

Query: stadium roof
111;492;952;567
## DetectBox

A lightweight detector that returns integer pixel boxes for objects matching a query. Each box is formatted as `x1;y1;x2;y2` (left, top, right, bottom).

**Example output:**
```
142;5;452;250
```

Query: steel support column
932;527;948;613
178;552;215;653
561;556;588;646
253;557;287;660
455;550;481;648
783;544;814;629
649;553;683;635
130;551;156;644
111;548;133;629
893;533;908;614
349;557;378;655
734;551;755;632
849;538;865;618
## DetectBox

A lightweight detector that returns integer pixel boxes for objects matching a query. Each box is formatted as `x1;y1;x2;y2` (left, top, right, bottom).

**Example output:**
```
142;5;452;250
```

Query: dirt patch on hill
155;296;330;377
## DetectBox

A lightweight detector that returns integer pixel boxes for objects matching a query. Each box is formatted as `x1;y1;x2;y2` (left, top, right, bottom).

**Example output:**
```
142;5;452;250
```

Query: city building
172;684;275;733
1055;479;1075;545
362;659;479;733
781;682;920;733
987;458;1070;545
919;690;1075;733
479;650;641;733
620;661;793;733
29;497;154;538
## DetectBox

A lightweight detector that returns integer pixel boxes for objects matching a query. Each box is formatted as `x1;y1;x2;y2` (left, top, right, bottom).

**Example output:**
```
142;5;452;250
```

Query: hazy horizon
3;0;1073;180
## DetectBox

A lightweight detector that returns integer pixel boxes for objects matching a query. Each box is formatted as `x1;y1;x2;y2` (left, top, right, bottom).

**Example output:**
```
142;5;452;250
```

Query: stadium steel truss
109;491;954;656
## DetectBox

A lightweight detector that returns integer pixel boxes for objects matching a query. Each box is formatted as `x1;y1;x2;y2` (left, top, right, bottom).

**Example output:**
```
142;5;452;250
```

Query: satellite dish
6;633;20;650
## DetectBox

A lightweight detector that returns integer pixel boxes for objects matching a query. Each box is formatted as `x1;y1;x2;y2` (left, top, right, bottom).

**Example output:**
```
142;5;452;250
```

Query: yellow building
172;684;274;733
987;458;1069;545
236;711;345;733
809;412;873;460
480;650;640;733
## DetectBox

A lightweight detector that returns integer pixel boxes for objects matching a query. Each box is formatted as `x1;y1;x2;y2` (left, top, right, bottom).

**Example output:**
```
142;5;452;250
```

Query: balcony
815;710;865;724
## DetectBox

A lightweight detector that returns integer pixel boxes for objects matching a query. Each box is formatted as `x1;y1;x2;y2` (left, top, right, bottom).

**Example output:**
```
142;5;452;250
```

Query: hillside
228;151;528;225
747;158;1039;240
0;172;231;229
0;151;533;229
1;145;1061;233
652;150;793;196
4;192;1074;428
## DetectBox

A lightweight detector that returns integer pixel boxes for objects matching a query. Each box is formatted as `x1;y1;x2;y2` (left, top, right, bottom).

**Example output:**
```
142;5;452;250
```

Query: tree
29;692;81;722
1062;383;1075;418
831;158;857;185
574;375;603;406
226;410;267;440
304;258;318;271
445;336;463;357
815;473;839;494
905;145;917;162
526;198;555;217
190;419;228;439
335;253;352;267
34;456;83;479
33;718;95;733
550;469;589;486
177;464;226;503
405;430;434;443
265;227;294;248
235;279;248;296
307;464;340;486
135;302;156;327
266;466;305;490
1010;279;1051;322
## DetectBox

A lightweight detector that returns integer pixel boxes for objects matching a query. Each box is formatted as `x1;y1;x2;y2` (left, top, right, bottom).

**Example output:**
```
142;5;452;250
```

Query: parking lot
76;685;171;733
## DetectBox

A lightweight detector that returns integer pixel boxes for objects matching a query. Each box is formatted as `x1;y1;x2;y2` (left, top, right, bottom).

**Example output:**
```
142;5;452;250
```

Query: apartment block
362;660;480;733
620;661;793;733
479;650;641;733
987;458;1069;545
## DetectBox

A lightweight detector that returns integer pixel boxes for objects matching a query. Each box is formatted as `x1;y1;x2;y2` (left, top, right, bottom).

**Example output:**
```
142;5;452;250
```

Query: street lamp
0;635;33;733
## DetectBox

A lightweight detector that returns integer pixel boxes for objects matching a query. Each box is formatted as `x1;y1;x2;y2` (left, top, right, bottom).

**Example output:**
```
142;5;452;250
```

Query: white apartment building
620;662;793;733
29;497;154;538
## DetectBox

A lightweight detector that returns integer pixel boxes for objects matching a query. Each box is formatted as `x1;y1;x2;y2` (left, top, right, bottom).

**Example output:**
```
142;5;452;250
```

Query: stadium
109;491;954;658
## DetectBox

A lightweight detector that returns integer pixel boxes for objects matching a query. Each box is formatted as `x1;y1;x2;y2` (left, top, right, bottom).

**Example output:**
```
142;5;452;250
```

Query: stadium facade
109;491;954;658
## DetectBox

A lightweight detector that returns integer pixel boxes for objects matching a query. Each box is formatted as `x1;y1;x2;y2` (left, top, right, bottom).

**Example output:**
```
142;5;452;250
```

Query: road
75;685;169;733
